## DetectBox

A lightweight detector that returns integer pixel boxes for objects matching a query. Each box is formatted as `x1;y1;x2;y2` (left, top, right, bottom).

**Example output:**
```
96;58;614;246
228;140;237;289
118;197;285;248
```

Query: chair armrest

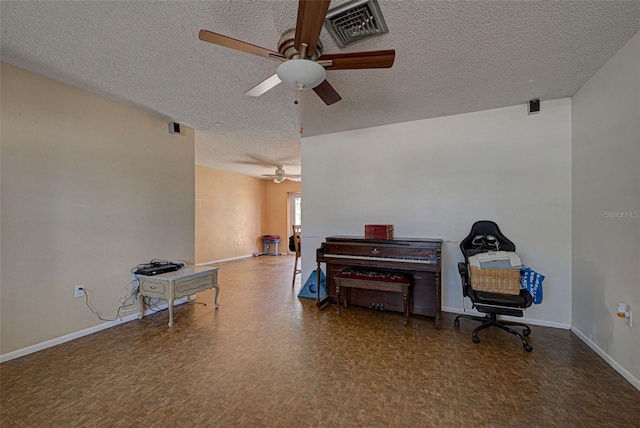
458;262;470;298
458;262;468;276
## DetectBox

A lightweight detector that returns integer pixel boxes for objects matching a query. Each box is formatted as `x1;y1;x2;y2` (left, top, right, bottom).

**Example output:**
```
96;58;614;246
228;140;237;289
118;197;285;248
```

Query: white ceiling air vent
324;0;389;48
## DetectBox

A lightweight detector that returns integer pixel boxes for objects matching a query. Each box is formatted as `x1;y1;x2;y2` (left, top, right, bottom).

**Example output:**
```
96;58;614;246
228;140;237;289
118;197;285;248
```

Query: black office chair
454;221;534;352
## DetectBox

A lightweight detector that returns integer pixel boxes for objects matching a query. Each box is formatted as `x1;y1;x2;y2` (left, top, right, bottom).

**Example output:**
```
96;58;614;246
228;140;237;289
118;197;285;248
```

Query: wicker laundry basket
469;265;521;295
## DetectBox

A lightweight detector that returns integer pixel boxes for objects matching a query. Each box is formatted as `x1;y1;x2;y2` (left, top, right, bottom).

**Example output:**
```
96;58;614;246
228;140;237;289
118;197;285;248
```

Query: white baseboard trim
443;306;571;330
0;298;188;364
570;326;640;391
196;254;254;266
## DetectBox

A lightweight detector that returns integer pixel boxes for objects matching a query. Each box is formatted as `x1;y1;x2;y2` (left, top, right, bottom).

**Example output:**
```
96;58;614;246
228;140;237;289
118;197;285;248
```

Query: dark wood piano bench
333;269;412;325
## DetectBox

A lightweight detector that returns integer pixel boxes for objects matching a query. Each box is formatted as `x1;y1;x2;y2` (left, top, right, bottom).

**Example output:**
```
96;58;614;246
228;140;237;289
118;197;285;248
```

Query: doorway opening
288;192;301;254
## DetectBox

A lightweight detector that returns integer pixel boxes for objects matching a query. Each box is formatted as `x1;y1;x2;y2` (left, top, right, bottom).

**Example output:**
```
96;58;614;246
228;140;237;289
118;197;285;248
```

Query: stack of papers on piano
364;224;394;239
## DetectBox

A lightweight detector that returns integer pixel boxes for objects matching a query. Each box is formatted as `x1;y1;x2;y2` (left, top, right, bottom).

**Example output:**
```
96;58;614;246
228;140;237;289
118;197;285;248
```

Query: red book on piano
364;224;394;240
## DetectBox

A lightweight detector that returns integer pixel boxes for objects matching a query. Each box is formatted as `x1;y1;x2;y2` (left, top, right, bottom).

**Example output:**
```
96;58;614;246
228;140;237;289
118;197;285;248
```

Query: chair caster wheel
472;336;480;343
523;344;533;352
454;319;460;327
523;328;531;336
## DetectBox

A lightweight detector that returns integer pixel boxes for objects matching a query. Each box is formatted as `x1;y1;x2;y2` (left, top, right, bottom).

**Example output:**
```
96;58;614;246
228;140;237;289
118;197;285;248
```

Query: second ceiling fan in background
263;166;301;183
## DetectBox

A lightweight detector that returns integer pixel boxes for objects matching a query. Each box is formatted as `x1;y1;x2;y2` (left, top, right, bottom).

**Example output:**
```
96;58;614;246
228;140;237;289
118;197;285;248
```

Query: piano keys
316;236;443;328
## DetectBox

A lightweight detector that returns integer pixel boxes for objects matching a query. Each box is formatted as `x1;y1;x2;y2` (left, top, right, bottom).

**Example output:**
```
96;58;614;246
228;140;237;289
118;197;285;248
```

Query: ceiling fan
199;0;395;105
263;166;301;183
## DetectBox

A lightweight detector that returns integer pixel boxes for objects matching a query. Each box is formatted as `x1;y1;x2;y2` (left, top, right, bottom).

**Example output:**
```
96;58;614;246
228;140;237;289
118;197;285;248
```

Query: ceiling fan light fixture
276;59;326;90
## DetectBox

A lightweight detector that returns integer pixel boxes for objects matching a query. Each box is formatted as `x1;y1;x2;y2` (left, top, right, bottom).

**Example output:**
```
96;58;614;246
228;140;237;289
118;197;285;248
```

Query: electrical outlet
74;284;85;298
617;303;633;327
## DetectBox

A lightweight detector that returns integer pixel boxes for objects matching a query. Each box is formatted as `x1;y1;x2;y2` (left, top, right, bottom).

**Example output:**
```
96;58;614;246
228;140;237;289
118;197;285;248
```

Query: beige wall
195;165;267;263
1;64;195;355
265;180;301;253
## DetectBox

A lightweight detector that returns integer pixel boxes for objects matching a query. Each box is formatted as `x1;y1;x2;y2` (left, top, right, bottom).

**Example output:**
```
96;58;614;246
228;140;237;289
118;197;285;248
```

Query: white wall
302;99;572;326
1;64;195;356
572;31;640;383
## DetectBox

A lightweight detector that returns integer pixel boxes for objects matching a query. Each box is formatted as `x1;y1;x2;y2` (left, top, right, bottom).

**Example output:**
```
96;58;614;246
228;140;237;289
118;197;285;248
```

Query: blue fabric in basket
521;266;544;304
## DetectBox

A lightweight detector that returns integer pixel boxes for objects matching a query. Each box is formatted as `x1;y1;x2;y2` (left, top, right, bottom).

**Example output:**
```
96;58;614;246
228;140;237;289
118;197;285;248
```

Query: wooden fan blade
245;74;282;97
313;80;342;105
199;29;283;60
294;0;331;57
317;50;396;70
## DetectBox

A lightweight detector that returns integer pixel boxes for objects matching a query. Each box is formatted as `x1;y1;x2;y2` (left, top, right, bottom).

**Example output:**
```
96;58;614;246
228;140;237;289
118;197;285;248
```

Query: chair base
454;313;533;352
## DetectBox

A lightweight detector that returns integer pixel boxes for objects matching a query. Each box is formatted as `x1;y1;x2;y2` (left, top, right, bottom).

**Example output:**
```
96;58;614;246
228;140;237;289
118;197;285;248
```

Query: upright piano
316;236;443;328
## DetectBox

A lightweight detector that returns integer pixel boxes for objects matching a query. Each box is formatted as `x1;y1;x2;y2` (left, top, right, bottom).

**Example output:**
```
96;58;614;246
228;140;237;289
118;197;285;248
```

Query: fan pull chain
295;89;303;134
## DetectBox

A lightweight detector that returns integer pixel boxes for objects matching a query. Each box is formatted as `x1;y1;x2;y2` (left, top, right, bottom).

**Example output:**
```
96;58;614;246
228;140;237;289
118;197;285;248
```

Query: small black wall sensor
528;99;540;115
168;122;181;134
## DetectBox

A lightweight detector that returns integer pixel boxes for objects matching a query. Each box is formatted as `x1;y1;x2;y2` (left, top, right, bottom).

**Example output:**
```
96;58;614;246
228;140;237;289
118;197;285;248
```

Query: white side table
136;265;220;327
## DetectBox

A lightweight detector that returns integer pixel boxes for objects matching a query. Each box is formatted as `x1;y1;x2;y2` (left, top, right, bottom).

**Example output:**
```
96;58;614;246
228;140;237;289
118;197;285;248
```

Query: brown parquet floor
1;256;639;427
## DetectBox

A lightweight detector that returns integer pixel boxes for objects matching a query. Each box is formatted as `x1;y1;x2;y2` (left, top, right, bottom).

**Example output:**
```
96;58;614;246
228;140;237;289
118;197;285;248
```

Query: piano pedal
369;303;385;311
316;297;331;310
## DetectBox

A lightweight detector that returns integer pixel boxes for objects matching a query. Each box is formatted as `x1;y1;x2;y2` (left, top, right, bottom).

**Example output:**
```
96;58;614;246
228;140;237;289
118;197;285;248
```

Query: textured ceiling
2;1;639;178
